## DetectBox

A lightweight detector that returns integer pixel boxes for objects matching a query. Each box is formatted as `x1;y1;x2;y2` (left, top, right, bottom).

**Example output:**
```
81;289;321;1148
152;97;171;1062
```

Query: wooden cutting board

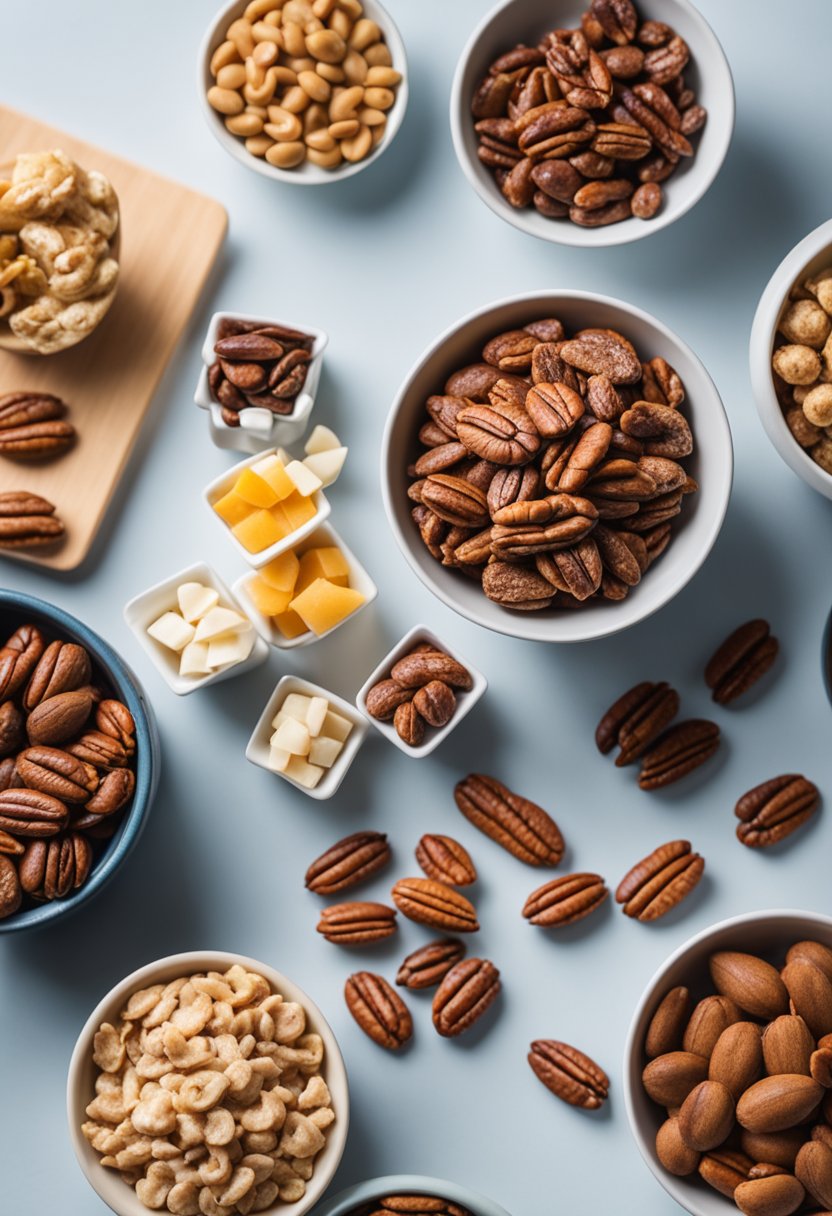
0;106;227;571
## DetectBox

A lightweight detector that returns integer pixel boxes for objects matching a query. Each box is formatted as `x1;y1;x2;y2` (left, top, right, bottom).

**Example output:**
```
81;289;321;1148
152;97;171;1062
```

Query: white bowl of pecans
381;290;732;644
624;909;832;1216
199;0;408;184
449;0;734;247
67;950;349;1216
750;218;832;501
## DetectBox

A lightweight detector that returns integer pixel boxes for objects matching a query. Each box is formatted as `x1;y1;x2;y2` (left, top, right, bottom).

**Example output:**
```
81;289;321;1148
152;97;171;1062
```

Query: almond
710;952;790;1021
762;1016;815;1077
683;994;742;1058
736;1074;823;1133
655;1117;701;1176
786;941;832;985
781;960;832;1041
795;1139;832;1209
677;1080;735;1152
709;1022;763;1100
734;1174;805;1216
642;1050;709;1107
740;1129;808;1172
645;986;690;1058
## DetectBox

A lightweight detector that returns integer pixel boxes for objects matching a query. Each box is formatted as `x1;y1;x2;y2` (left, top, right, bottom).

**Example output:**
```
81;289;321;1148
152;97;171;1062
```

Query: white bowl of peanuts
67;951;349;1216
199;0;408;183
750;217;832;501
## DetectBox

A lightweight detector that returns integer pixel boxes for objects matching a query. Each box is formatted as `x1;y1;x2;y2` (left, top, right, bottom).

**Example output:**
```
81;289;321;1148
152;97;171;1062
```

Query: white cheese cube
252;453;283;478
322;709;353;742
304;425;341;455
273;717;311;756
280;693;312;722
194;606;247;641
309;735;343;768
179;640;211;677
275;446;293;466
284;459;322;497
268;746;291;773
206;627;255;669
303;447;347;487
177;581;219;623
240;408;273;434
285;755;324;789
306;696;329;737
148;612;195;653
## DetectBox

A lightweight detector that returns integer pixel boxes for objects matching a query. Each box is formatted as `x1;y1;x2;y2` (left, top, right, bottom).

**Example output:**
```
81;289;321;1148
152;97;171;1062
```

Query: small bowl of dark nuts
194;310;328;453
450;0;734;247
0;590;159;933
312;1174;513;1216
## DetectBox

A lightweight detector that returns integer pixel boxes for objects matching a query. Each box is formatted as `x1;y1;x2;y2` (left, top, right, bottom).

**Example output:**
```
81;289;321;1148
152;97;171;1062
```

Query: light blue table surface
2;2;832;1213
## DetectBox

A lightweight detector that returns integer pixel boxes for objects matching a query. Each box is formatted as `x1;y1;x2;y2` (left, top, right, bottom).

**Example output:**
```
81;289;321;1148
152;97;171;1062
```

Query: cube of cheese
309;735;343;768
148;612;195;653
273;610;309;640
234;467;278;508
303;447;347;488
323;709;353;742
194;606;247;641
177;581;219;623
280;693;313;722
306;696;329;738
253;454;295;501
213;490;253;528
284;460;322;498
248;577;292;618
260;550;300;593
273;717;311;756
206;627;254;669
280;492;317;533
284;755;324;789
289;579;366;636
268;746;291;773
179;640;211;677
233;509;286;553
297;546;349;591
304;425;341;455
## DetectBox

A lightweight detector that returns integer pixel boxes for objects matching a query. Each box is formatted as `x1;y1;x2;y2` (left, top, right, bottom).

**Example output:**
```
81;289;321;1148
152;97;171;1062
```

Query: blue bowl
311;1175;513;1216
0;591;159;934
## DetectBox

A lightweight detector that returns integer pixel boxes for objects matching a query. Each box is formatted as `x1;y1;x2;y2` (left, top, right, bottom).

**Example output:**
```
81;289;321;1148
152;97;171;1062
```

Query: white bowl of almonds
199;0;408;183
750;217;832;500
67;950;348;1216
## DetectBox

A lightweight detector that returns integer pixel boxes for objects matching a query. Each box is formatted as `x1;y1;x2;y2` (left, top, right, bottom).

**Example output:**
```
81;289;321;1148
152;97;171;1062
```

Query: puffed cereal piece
812;436;832;473
773;342;823;385
779;297;832;348
803;382;832;427
786;406;823;447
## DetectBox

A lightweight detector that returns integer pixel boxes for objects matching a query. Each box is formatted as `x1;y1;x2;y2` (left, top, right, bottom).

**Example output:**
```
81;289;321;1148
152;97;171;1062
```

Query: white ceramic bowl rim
312;1174;513;1216
197;0;409;186
449;0;735;248
623;908;832;1216
381;288;733;644
67;950;349;1216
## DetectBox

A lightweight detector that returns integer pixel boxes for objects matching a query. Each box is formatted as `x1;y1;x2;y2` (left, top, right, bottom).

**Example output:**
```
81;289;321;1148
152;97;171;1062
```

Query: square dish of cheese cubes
203;430;347;567
233;522;377;650
123;563;269;695
246;676;368;800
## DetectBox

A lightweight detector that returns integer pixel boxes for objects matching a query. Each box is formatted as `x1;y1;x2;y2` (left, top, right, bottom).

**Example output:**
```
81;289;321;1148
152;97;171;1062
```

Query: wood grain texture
0;106;227;571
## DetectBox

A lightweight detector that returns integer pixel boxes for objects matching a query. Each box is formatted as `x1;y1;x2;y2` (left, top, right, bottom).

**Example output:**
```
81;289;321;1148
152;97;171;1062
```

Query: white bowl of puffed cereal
67;951;348;1216
750;216;832;501
198;0;408;184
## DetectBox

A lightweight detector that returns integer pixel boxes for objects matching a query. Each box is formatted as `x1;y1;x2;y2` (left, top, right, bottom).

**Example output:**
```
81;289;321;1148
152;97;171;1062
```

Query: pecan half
83;768;134;817
616;840;705;921
415;834;477;887
0;625;45;700
316;901;398;945
391;877;479;933
735;776;820;849
18;832;92;899
0;420;76;457
412;681;456;727
26;689;93;747
23;641;91;711
523;873;609;927
0;492;65;548
420;475;489;528
0;392;66;430
0;701;23;757
0;787;69;837
482;561;555;610
390;651;473;691
396;940;466;990
595;680;680;763
639;719;721;789
457;400;540;466
305;830;391;895
394;702;425;747
454;774;564;865
560;330;642;384
529;1040;609;1108
365;680;413;722
432;958;501;1037
525;382;585;436
95;700;136;752
0;854;21;917
620;401;693;457
704;620;780;705
699;1150;753;1198
535;537;602;600
344;972;412;1050
16;746;98;804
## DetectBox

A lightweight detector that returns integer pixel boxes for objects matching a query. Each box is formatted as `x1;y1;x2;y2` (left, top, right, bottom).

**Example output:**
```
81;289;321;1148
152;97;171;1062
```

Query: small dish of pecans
356;625;487;758
450;0;734;247
194;311;328;454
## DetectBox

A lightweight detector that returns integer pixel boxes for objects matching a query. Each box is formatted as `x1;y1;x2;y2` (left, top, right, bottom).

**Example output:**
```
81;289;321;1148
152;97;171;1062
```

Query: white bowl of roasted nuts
199;0;408;184
750;218;832;501
382;290;732;644
624;909;832;1216
450;0;734;246
68;950;349;1216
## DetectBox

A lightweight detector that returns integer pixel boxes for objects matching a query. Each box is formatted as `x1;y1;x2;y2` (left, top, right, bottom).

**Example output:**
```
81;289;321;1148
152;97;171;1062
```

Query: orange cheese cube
260;550;300;593
233;509;286;553
273;609;309;640
213;491;253;527
297;546;350;590
280;491;317;532
253;455;295;501
248;577;293;617
233;467;278;508
289;578;366;636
